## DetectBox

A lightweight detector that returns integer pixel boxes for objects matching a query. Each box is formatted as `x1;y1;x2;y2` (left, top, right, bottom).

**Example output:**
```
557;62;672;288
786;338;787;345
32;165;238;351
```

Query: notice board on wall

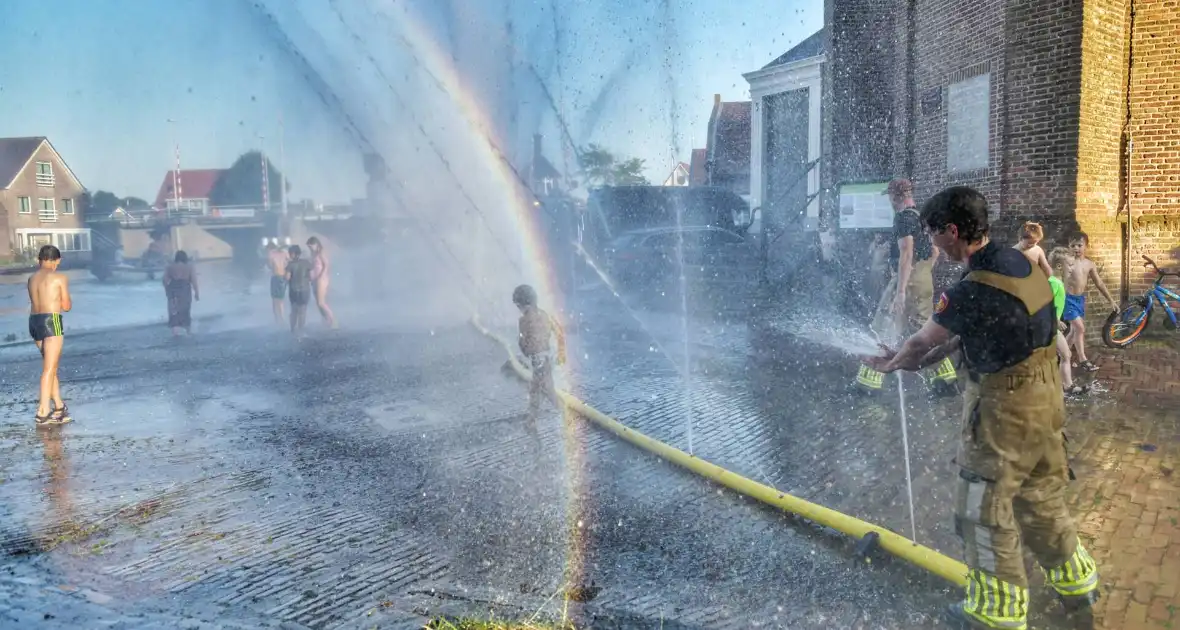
838;182;893;230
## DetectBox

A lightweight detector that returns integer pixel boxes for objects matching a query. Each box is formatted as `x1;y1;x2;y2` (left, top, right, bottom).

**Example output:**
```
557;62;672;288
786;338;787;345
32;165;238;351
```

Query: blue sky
0;0;820;203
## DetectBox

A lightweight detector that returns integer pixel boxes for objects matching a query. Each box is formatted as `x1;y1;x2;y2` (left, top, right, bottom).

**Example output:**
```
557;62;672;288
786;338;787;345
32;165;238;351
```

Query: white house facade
743;33;825;232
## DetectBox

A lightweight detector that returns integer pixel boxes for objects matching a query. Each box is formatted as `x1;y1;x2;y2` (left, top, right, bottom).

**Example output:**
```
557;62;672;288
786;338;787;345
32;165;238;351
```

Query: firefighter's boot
949;569;1029;629
927;357;960;397
1045;543;1100;614
853;364;884;394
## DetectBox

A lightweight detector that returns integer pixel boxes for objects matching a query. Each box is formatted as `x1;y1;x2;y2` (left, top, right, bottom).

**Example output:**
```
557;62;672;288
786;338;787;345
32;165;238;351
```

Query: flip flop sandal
35;413;56;426
1078;360;1100;372
51;406;73;424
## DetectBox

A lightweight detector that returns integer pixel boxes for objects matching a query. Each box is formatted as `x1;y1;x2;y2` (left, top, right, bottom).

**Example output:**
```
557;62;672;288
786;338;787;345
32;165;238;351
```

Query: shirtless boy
27;245;73;425
1061;232;1119;372
266;240;289;324
1014;221;1054;278
513;284;567;434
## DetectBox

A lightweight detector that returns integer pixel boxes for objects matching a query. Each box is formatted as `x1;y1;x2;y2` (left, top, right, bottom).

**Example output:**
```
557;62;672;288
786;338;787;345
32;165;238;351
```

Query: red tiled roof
689;149;708;186
154;169;225;207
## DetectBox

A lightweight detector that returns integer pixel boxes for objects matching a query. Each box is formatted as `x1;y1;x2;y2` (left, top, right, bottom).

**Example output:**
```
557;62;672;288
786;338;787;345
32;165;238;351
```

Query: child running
513;284;567;435
1060;232;1118;372
1013;221;1054;278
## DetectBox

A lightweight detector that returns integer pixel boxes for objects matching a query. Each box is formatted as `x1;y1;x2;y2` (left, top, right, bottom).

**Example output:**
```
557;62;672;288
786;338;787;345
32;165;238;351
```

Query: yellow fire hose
472;315;968;589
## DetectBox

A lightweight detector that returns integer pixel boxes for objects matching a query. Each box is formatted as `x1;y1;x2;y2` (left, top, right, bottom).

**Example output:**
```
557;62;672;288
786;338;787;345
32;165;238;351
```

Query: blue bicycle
1103;255;1180;348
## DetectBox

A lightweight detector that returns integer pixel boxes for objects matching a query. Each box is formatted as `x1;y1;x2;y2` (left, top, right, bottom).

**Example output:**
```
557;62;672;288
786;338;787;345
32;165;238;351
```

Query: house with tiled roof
661;162;690;187
743;29;825;232
153;168;225;215
0;136;90;262
704;95;751;201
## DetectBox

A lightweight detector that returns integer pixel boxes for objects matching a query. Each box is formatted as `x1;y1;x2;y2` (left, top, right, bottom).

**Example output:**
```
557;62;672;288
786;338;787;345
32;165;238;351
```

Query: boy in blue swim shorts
1059;233;1119;372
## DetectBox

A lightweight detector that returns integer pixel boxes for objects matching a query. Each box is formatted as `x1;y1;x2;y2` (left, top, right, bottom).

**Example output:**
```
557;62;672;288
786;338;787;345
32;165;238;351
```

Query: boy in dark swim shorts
270;275;288;302
266;240;289;325
27;245;73;425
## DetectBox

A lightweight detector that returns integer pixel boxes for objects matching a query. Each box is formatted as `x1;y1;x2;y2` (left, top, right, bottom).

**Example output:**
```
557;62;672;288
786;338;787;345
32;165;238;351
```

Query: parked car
604;225;757;289
583;186;752;260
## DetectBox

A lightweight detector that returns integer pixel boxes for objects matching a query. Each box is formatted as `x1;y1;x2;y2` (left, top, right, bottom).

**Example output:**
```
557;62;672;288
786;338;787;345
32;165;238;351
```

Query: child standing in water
1060;232;1119;372
513;284;567;434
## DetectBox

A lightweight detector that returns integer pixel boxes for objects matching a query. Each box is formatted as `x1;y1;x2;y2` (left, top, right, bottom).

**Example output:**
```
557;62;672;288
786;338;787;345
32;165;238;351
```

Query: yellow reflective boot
855;364;884;391
1045;543;1100;609
949;569;1029;630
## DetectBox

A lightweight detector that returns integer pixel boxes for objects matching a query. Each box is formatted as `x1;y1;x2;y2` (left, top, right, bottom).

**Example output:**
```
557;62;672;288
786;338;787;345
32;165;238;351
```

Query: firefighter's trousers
955;345;1099;629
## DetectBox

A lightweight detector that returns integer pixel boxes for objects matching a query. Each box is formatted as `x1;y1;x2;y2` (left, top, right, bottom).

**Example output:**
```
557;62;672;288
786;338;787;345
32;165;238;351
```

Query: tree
611;158;648;186
577;144;649;187
208;150;287;208
82;190;154;216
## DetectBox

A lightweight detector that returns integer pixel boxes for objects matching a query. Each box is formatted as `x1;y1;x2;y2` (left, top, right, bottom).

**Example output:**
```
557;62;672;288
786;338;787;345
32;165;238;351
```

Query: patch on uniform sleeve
934;292;949;314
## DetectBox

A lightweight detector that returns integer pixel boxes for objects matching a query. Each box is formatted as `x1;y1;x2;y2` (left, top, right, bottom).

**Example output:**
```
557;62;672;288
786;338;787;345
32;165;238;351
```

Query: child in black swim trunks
26;245;73;425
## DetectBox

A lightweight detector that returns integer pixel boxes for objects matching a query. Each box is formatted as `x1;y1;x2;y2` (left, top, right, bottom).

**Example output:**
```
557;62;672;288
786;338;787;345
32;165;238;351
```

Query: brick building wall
822;0;896;196
820;0;900;310
1075;0;1130;304
999;0;1084;242
1074;0;1180;314
908;0;1007;209
1124;0;1180;298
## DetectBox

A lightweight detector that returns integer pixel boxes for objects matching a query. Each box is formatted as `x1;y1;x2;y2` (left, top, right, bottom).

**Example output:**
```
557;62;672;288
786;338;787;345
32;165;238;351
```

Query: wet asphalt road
0;282;1086;629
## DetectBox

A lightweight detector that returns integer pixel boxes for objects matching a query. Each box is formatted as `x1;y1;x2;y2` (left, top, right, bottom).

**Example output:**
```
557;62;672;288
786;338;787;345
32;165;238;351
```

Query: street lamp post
167;118;181;217
258;133;270;217
279;113;288;217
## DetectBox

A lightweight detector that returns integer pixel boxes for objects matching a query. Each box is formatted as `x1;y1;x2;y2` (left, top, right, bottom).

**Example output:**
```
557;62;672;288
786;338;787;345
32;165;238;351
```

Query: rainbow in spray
387;5;567;319
390;3;593;607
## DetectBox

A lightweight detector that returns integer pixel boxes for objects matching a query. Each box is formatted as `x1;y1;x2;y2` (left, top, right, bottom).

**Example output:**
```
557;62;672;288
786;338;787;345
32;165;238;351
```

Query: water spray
572;243;691;380
870;331;918;543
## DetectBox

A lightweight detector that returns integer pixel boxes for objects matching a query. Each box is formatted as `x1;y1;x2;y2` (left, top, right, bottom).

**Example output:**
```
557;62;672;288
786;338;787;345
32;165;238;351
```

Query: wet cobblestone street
0;294;1177;628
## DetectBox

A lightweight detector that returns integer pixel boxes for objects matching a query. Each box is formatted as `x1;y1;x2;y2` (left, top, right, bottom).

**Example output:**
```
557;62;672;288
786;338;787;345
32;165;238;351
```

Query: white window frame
38;198;57;223
35;161;55;187
62;198;75;215
18;196;32;214
15;228;92;253
946;73;991;173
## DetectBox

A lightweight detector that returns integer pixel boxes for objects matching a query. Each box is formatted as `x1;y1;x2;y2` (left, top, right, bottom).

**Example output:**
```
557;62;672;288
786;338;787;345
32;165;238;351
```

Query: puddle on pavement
0;388;288;561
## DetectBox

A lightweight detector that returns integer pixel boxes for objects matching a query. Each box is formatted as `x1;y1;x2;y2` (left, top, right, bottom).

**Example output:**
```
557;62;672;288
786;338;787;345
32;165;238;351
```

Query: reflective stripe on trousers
964;568;1028;629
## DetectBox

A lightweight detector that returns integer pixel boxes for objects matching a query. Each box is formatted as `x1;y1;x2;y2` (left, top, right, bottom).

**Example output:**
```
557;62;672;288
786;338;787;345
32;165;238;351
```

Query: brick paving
1063;339;1180;630
1094;335;1180;407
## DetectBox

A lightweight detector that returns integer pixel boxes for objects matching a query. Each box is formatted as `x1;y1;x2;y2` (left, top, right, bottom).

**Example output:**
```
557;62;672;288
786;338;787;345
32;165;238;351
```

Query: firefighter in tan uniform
867;187;1099;629
855;178;958;395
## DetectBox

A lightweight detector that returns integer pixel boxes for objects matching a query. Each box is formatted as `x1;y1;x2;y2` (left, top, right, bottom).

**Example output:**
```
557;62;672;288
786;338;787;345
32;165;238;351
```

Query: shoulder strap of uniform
964;268;1053;316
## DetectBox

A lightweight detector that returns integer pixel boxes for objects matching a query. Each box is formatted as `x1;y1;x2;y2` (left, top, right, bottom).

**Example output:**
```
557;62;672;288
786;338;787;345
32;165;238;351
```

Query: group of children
1014;222;1119;396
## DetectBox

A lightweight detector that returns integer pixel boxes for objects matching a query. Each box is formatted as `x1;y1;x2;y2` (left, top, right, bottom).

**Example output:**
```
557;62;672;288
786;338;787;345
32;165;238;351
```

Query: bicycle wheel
1103;298;1151;348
